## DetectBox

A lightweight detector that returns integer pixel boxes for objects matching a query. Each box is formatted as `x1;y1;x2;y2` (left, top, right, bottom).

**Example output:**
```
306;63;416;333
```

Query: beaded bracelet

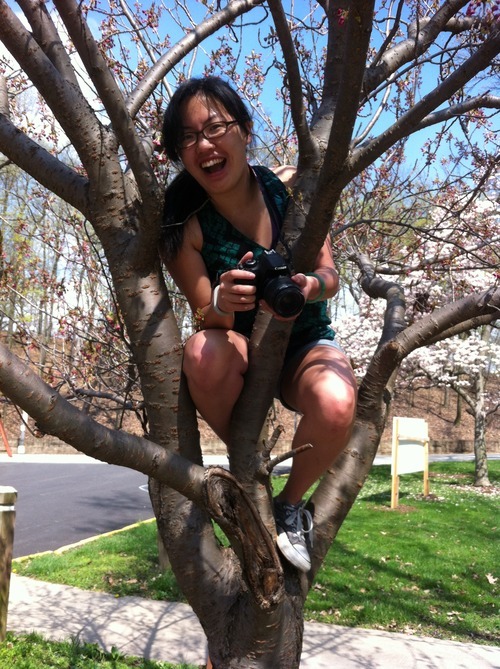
212;285;232;316
193;308;205;331
305;272;326;303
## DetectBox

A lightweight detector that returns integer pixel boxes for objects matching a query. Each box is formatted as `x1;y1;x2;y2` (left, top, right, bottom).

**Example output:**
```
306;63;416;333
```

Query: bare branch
397;286;500;357
0;113;89;214
352;25;500;179
266;443;313;474
325;2;376;159
52;0;157;219
364;0;472;94
415;312;500;346
289;1;376;269
354;252;407;343
0;339;205;500
126;0;266;117
267;0;316;163
0;1;107;179
416;94;500;131
16;0;79;87
371;0;406;68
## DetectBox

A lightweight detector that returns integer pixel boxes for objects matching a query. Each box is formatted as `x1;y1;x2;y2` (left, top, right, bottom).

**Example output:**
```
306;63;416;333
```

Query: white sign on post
391;417;429;508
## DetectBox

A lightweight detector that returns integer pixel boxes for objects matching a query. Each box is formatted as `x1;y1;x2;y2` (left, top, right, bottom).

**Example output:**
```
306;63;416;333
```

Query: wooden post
0;418;12;457
391;473;400;509
391;419;400;509
0;486;17;641
423;437;430;497
157;531;171;570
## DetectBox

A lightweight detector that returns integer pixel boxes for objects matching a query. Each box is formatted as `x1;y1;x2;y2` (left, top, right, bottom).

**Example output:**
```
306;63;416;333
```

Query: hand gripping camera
237;249;305;318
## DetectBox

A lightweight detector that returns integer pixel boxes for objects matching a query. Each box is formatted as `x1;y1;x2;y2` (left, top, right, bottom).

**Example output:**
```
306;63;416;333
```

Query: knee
183;331;248;388
309;382;357;433
182;333;210;377
182;333;220;386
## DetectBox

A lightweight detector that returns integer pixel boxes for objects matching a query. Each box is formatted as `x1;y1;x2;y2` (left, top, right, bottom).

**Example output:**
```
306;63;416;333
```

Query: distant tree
336;190;499;485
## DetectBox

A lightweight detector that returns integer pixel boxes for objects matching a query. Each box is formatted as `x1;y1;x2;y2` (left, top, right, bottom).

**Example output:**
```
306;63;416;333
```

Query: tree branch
0;340;205;500
126;0;266;117
355;252;407;344
396;286;500;358
416;94;500;130
410;312;500;348
351;24;500;179
289;1;376;269
321;0;375;163
267;0;316;163
0;0;107;181
314;0;351;130
52;0;159;227
0;113;89;214
17;0;79;87
371;0;406;69
364;0;472;94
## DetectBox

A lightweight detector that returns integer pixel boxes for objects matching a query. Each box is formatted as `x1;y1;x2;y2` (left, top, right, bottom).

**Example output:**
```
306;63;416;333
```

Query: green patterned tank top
197;165;335;359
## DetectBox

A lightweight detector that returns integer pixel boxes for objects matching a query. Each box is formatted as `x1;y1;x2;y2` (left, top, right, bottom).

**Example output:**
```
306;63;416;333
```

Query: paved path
7;574;499;668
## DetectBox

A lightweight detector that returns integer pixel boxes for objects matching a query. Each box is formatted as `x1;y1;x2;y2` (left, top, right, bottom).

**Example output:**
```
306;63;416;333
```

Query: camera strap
252;166;294;266
252;167;282;247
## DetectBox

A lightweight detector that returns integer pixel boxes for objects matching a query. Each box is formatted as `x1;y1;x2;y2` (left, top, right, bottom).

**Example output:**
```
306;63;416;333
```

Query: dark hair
161;75;252;163
160;170;208;262
160;76;253;261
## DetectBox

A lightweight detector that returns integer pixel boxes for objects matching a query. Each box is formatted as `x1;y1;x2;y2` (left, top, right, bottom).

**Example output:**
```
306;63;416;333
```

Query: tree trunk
473;371;490;487
454;392;462;426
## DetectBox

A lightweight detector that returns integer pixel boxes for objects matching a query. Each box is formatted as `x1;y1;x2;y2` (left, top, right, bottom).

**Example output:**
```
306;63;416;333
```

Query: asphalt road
2;451;497;559
1;458;154;558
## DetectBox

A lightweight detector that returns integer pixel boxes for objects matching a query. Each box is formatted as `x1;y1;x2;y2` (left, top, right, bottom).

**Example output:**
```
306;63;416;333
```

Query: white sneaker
274;499;313;572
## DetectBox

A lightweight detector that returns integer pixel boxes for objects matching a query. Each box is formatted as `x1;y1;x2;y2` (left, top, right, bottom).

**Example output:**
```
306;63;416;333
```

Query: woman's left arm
297;239;340;303
273;164;339;303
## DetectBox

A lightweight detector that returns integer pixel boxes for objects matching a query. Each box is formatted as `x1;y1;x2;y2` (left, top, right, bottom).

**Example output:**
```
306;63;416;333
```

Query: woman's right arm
165;218;236;330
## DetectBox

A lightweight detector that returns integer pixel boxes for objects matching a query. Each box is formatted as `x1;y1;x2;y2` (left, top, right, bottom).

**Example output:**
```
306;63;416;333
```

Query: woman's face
178;93;251;198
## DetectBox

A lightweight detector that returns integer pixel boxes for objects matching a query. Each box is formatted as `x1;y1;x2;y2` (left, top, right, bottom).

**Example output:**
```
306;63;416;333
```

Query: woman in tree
160;76;357;572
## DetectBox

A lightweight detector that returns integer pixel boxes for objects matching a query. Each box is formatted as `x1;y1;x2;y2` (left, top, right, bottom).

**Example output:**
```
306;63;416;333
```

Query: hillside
2;382;498;458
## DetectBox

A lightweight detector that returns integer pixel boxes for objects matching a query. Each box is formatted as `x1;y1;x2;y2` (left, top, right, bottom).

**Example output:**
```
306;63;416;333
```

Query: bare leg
277;344;357;504
182;329;249;443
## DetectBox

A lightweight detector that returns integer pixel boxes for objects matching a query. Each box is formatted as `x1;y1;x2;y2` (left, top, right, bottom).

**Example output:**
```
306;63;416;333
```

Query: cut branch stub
266;443;313;475
203;467;284;609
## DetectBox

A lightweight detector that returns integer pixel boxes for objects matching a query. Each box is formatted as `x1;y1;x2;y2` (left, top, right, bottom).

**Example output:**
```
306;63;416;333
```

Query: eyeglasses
178;120;239;149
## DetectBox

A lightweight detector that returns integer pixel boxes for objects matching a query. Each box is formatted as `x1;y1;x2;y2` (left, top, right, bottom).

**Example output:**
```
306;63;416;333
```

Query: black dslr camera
237;249;305;318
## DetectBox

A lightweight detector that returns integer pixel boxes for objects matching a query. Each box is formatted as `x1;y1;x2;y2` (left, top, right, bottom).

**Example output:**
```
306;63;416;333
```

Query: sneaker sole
276;534;311;572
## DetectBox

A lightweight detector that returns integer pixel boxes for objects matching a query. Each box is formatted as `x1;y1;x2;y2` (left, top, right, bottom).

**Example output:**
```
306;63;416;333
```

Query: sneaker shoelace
285;503;314;547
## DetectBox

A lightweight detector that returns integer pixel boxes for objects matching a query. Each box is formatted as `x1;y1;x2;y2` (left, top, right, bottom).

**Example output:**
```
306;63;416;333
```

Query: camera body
237;249;305;318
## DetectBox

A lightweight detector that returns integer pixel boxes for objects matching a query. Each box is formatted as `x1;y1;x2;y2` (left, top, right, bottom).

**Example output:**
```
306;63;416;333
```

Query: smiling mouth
201;158;226;174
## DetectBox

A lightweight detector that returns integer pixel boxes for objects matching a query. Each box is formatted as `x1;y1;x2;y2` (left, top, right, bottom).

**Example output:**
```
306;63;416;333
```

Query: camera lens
263;278;305;317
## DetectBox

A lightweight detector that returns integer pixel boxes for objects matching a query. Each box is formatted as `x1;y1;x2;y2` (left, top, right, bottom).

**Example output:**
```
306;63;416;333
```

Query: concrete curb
13;517;157;563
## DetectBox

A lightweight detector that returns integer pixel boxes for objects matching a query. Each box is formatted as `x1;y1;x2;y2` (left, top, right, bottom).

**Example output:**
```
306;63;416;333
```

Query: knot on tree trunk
203;467;284;609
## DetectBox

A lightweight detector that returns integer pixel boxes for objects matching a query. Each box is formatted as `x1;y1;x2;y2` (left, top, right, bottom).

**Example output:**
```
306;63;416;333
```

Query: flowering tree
395;195;500;486
0;1;499;667
335;189;499;485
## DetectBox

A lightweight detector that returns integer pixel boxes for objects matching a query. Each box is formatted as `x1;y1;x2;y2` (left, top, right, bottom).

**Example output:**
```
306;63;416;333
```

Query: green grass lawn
0;632;199;669
10;461;500;650
308;462;499;643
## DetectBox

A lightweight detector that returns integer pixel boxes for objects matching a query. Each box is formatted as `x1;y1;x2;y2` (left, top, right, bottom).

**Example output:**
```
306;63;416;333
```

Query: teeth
201;158;224;169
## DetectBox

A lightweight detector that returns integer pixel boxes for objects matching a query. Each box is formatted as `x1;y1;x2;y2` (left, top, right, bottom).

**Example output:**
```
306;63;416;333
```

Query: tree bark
473;371;491;487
